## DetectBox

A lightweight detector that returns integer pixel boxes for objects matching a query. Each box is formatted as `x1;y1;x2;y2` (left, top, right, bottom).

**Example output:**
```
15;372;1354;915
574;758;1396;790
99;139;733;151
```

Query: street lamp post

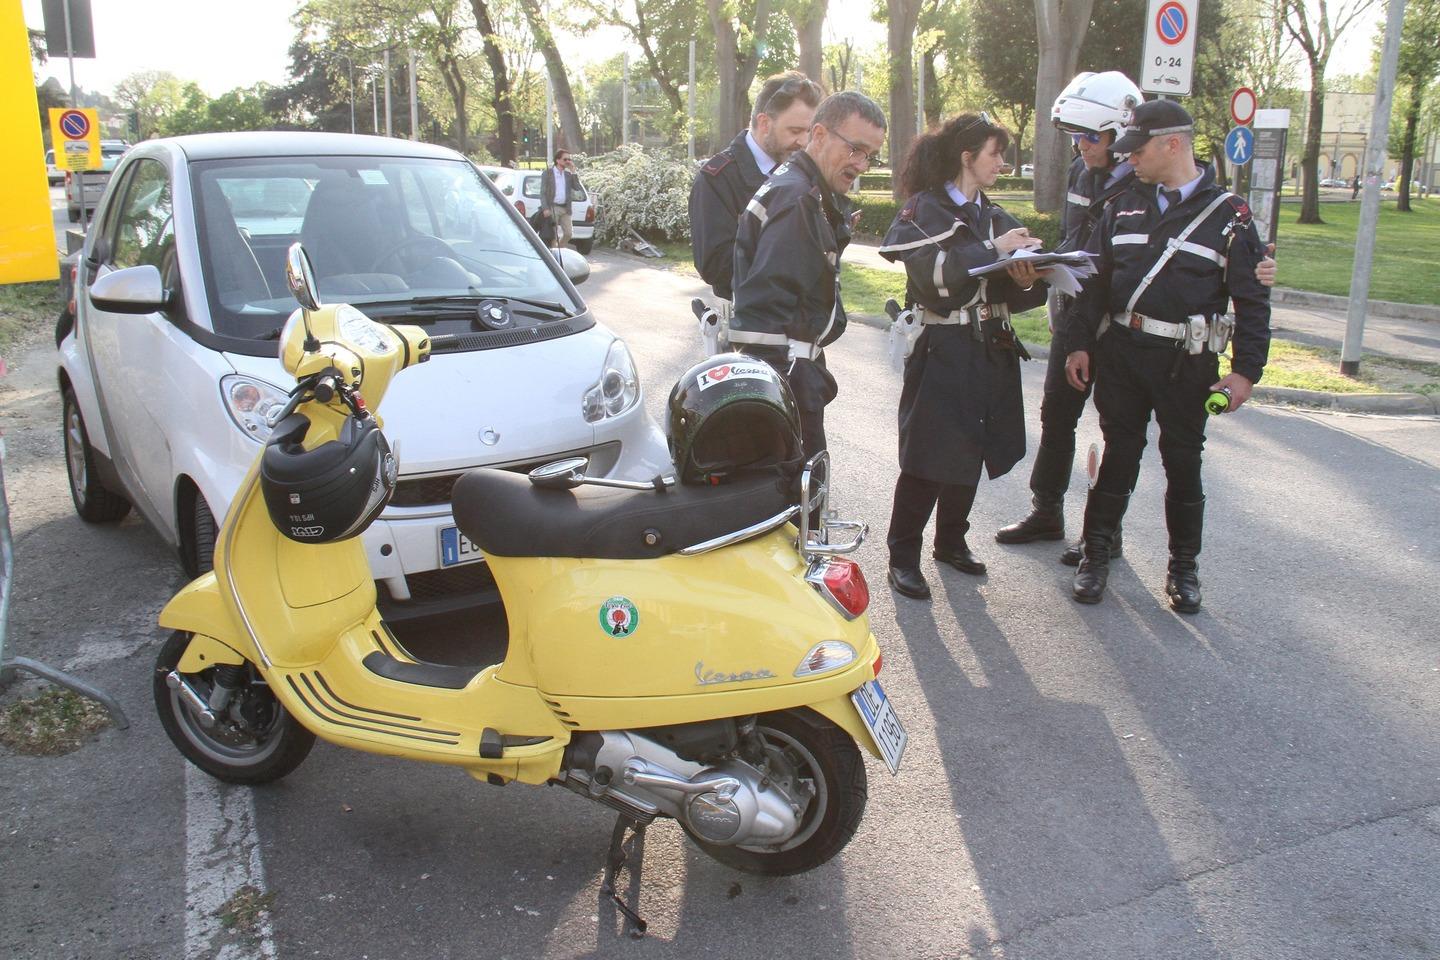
330;52;357;134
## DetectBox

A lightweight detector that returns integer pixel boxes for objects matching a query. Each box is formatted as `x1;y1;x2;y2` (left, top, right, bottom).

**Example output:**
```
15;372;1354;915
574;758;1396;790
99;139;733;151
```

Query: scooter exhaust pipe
166;671;218;729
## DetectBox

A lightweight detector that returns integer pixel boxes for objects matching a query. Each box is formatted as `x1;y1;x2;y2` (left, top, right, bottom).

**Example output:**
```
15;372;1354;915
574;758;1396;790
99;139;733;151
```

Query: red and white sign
1230;87;1257;126
1141;0;1199;96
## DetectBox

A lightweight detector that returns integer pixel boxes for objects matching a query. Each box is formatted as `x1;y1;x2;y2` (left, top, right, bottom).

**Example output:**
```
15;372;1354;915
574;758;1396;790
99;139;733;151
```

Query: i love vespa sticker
697;361;774;391
599;597;639;637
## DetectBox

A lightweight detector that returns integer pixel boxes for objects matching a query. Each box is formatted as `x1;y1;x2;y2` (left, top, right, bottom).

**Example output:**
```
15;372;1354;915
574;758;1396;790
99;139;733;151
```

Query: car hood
224;324;615;475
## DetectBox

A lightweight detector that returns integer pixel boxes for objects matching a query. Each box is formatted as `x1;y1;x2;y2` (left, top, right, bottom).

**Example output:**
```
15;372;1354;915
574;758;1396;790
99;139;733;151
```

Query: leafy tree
1392;0;1440;209
113;70;188;140
970;0;1037;161
1032;0;1097;211
708;0;777;139
574;0;713;133
787;0;829;81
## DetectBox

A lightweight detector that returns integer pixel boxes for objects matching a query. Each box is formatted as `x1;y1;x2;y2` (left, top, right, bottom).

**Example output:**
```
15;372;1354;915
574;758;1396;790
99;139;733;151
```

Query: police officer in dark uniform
879;112;1050;600
1062;99;1272;614
995;72;1144;562
729;91;887;460
689;71;826;302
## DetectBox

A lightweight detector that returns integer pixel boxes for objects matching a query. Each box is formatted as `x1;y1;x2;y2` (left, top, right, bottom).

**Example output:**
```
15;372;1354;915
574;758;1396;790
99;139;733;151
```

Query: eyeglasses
828;129;885;168
1069;131;1104;145
955;111;993;135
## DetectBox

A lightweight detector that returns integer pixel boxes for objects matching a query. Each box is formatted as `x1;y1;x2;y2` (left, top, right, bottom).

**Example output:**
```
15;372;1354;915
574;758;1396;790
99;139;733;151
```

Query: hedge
850;193;1061;249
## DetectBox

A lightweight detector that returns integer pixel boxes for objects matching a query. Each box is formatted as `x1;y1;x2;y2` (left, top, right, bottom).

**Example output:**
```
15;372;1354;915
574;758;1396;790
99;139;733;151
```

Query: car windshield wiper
407;293;572;315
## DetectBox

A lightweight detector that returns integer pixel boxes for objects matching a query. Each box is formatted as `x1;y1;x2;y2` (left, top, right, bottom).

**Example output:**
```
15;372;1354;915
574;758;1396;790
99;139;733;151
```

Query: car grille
388;441;623;508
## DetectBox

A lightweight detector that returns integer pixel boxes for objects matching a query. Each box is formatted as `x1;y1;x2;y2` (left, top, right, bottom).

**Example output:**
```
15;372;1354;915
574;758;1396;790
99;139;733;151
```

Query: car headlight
582;339;640;423
220;375;290;442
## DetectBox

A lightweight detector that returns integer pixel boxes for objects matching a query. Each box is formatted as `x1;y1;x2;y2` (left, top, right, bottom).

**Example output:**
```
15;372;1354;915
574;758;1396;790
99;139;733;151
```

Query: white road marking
185;763;277;960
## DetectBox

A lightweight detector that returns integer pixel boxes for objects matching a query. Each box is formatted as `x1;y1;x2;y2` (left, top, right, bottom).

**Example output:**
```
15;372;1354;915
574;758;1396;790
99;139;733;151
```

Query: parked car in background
1319;178;1348;188
478;165;596;254
45;149;64;185
65;139;130;221
59;132;669;618
1020;163;1034;177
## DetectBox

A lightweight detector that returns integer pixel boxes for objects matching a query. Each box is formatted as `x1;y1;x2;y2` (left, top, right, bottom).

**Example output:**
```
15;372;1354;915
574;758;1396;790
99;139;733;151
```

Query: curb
1272;287;1440;323
850;312;1440;417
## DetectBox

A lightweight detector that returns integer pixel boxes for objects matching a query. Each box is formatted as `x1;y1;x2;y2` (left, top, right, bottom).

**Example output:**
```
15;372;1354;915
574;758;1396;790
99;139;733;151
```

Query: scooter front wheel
687;708;867;876
153;631;315;784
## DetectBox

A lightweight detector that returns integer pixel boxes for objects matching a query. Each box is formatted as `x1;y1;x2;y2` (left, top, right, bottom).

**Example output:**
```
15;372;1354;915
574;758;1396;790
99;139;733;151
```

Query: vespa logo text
695;661;775;686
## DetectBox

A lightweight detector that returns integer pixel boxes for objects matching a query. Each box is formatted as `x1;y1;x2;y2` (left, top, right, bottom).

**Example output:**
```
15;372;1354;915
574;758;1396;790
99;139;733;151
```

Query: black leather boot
1163;497;1205;614
1060;524;1123;566
1072;490;1130;604
996;445;1069;544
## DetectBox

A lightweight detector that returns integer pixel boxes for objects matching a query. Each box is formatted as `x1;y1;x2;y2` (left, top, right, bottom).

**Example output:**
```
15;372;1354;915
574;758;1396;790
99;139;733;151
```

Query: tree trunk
792;0;827;83
517;0;583;150
470;0;516;165
1032;0;1094;212
1397;82;1422;212
887;0;923;200
734;0;773;125
923;48;941;128
634;6;687;116
439;56;469;153
1299;69;1324;224
708;0;741;137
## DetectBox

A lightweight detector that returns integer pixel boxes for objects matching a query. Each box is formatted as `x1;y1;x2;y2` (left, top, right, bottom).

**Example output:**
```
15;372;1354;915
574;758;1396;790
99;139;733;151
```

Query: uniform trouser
1091;331;1215;503
1033;323;1095;498
887;473;979;568
550;205;573;246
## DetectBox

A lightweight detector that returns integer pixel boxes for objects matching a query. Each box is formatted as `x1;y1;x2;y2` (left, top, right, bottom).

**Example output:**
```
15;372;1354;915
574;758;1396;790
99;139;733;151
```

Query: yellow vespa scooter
153;244;906;876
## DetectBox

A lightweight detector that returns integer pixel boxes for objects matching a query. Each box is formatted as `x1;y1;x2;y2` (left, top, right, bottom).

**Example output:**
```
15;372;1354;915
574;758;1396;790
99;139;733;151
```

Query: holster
1207;313;1234;353
1185;316;1208;356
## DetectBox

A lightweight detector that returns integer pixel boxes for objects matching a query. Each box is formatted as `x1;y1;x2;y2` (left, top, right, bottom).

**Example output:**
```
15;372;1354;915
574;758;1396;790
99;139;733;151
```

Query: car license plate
850;678;906;774
439;525;484;567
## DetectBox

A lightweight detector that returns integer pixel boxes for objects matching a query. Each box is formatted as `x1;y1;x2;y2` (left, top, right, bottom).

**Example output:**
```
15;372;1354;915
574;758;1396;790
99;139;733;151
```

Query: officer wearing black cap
1061;98;1272;614
729;91;887;459
689;71;826;302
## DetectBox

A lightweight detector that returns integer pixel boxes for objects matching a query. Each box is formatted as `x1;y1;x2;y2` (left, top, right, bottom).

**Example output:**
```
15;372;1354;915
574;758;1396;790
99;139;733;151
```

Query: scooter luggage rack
797;451;866;559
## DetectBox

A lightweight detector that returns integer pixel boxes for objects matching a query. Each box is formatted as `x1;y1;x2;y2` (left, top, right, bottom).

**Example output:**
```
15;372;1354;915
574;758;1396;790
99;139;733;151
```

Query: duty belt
922;303;1011;326
1112;311;1195;341
1108;311;1232;356
787;338;821;361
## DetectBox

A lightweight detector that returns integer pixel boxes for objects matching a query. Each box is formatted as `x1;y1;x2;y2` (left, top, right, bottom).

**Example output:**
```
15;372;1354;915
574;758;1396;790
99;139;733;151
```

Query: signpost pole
60;0;86;232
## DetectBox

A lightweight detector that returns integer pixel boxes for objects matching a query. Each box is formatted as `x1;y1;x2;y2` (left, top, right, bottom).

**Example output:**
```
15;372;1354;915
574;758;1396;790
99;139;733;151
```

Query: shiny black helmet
666;353;802;485
260;413;397;543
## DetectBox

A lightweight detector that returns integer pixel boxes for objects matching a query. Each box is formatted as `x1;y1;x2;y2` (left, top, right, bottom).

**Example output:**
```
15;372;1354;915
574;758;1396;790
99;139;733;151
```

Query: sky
24;0;1385;101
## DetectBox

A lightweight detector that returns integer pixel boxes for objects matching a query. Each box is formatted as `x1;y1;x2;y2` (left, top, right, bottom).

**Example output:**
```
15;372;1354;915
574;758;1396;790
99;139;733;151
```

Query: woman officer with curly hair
879;112;1051;600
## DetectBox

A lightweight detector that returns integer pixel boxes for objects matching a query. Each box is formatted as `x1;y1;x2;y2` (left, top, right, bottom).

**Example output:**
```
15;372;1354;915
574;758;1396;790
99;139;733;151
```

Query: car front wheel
63;388;131;523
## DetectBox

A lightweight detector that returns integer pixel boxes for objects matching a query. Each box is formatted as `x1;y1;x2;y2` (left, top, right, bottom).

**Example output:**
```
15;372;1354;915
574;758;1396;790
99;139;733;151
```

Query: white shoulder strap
1124;192;1234;315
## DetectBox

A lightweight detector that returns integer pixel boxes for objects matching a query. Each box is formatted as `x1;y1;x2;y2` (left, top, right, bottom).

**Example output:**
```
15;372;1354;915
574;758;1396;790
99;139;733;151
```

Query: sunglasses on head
955;111;993;135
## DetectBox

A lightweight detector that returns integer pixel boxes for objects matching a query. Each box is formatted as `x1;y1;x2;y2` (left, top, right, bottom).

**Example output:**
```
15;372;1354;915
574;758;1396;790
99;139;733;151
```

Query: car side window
523;175;541;199
110;159;175;275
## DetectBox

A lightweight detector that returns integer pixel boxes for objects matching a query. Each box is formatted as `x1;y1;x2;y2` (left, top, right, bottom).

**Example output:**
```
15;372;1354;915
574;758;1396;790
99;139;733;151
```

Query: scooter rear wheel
687;708;867;876
153;631;315;784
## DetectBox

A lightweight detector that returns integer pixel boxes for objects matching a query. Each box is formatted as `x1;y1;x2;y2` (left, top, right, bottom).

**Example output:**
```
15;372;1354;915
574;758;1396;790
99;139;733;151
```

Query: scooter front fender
158;572;257;665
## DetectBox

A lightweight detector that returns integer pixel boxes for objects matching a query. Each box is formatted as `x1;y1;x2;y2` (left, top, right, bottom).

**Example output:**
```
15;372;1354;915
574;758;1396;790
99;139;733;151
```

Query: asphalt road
2;249;1439;959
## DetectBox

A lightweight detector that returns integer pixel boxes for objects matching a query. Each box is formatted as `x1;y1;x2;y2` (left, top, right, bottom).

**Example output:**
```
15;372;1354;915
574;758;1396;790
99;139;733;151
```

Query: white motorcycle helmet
1051;71;1144;138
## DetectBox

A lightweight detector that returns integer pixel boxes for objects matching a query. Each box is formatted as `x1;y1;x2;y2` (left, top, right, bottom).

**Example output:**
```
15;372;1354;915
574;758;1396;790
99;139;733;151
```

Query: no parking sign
1141;0;1199;96
48;107;100;171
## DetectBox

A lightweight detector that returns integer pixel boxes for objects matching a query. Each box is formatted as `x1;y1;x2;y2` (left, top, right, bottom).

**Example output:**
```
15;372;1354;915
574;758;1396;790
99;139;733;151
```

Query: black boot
1163;497;1205;614
1060;524;1123;566
1072;490;1130;604
996;445;1069;544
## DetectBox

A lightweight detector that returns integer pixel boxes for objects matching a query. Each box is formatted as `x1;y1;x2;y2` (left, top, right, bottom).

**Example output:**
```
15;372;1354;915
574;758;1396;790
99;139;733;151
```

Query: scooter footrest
361;651;479;690
480;727;503;758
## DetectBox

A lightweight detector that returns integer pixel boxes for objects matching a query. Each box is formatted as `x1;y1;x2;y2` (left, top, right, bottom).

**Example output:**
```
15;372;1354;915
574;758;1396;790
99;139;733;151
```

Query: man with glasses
540;149;580;249
690;71;826;304
996;73;1275;567
729;91;887;459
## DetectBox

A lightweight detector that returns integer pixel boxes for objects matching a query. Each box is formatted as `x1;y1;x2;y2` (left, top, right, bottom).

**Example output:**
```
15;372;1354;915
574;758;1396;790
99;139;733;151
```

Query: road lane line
184;763;277;960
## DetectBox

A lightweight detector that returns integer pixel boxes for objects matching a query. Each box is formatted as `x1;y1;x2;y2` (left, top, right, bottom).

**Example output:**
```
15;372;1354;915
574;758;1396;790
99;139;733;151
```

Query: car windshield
189;154;580;342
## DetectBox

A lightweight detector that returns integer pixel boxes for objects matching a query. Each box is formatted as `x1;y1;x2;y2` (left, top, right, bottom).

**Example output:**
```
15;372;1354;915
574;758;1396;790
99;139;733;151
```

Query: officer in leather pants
1062;100;1273;614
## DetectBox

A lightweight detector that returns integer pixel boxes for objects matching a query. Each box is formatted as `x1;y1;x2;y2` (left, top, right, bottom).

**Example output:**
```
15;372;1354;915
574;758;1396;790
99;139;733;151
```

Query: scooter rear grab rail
796;451;866;558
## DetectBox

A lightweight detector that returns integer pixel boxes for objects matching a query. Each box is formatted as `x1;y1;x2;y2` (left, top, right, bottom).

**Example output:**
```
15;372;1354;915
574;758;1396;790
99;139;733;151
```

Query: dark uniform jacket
1059;155;1138;253
879;187;1049;484
1062;162;1272;383
689;131;770;301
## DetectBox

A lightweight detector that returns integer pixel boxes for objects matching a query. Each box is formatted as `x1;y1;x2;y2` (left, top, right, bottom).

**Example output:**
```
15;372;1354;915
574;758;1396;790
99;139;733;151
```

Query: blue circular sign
59;109;90;139
1224;127;1255;165
1157;1;1188;44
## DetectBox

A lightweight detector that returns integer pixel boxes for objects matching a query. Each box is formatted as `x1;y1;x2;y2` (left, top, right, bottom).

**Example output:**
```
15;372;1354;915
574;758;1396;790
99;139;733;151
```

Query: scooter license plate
439;525;485;567
851;678;907;775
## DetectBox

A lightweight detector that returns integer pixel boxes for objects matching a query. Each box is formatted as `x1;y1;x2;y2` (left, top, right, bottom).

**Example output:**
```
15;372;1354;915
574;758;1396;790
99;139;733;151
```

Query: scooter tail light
873;652;883;677
810;557;868;619
794;641;857;678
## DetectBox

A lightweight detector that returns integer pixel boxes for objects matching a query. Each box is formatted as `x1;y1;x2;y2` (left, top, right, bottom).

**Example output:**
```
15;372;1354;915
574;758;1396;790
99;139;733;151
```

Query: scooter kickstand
601;813;648;938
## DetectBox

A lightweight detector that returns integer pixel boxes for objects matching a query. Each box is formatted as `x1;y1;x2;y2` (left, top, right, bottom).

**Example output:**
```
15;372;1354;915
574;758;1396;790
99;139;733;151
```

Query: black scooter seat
451;468;795;560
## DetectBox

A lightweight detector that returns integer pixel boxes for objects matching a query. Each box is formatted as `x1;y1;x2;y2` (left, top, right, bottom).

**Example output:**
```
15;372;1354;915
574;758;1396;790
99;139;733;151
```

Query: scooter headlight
582;339;640;423
221;375;289;442
794;641;858;678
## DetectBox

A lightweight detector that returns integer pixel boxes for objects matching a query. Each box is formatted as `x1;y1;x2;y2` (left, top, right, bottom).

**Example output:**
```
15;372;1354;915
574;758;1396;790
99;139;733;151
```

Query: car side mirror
556;248;590;286
89;265;170;314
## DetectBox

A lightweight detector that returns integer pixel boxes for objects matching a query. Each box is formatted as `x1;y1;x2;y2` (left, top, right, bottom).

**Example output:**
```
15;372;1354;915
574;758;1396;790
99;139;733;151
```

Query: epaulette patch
898;197;919;222
702;153;734;176
1225;194;1252;223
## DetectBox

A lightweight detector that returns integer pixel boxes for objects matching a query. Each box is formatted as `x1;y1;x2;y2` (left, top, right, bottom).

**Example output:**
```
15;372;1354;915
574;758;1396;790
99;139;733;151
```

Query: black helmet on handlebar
260;412;397;543
666;353;803;486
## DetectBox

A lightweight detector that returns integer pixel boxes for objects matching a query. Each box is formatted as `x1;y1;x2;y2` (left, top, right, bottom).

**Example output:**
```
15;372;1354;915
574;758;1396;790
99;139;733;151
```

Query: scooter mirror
285;243;322;312
528;456;589;489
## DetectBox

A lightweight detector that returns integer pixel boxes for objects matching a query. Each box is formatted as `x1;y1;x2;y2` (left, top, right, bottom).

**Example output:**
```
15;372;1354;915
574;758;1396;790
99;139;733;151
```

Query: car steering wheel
368;235;457;273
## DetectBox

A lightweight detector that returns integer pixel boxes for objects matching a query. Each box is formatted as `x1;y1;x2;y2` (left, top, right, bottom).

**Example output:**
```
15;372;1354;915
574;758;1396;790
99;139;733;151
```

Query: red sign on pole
1230;87;1257;126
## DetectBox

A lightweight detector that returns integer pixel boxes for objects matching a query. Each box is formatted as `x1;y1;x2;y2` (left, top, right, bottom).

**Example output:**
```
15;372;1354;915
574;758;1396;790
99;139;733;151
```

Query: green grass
0;688;112;756
0;280;61;354
1220;338;1440;395
1268;197;1440;304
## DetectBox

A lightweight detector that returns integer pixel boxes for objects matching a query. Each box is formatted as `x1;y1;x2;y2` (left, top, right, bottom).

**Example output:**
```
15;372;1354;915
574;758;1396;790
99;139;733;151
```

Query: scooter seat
451;468;795;559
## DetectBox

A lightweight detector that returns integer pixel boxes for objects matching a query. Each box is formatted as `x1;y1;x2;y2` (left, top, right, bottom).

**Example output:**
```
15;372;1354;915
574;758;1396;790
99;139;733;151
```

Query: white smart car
59;132;669;617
